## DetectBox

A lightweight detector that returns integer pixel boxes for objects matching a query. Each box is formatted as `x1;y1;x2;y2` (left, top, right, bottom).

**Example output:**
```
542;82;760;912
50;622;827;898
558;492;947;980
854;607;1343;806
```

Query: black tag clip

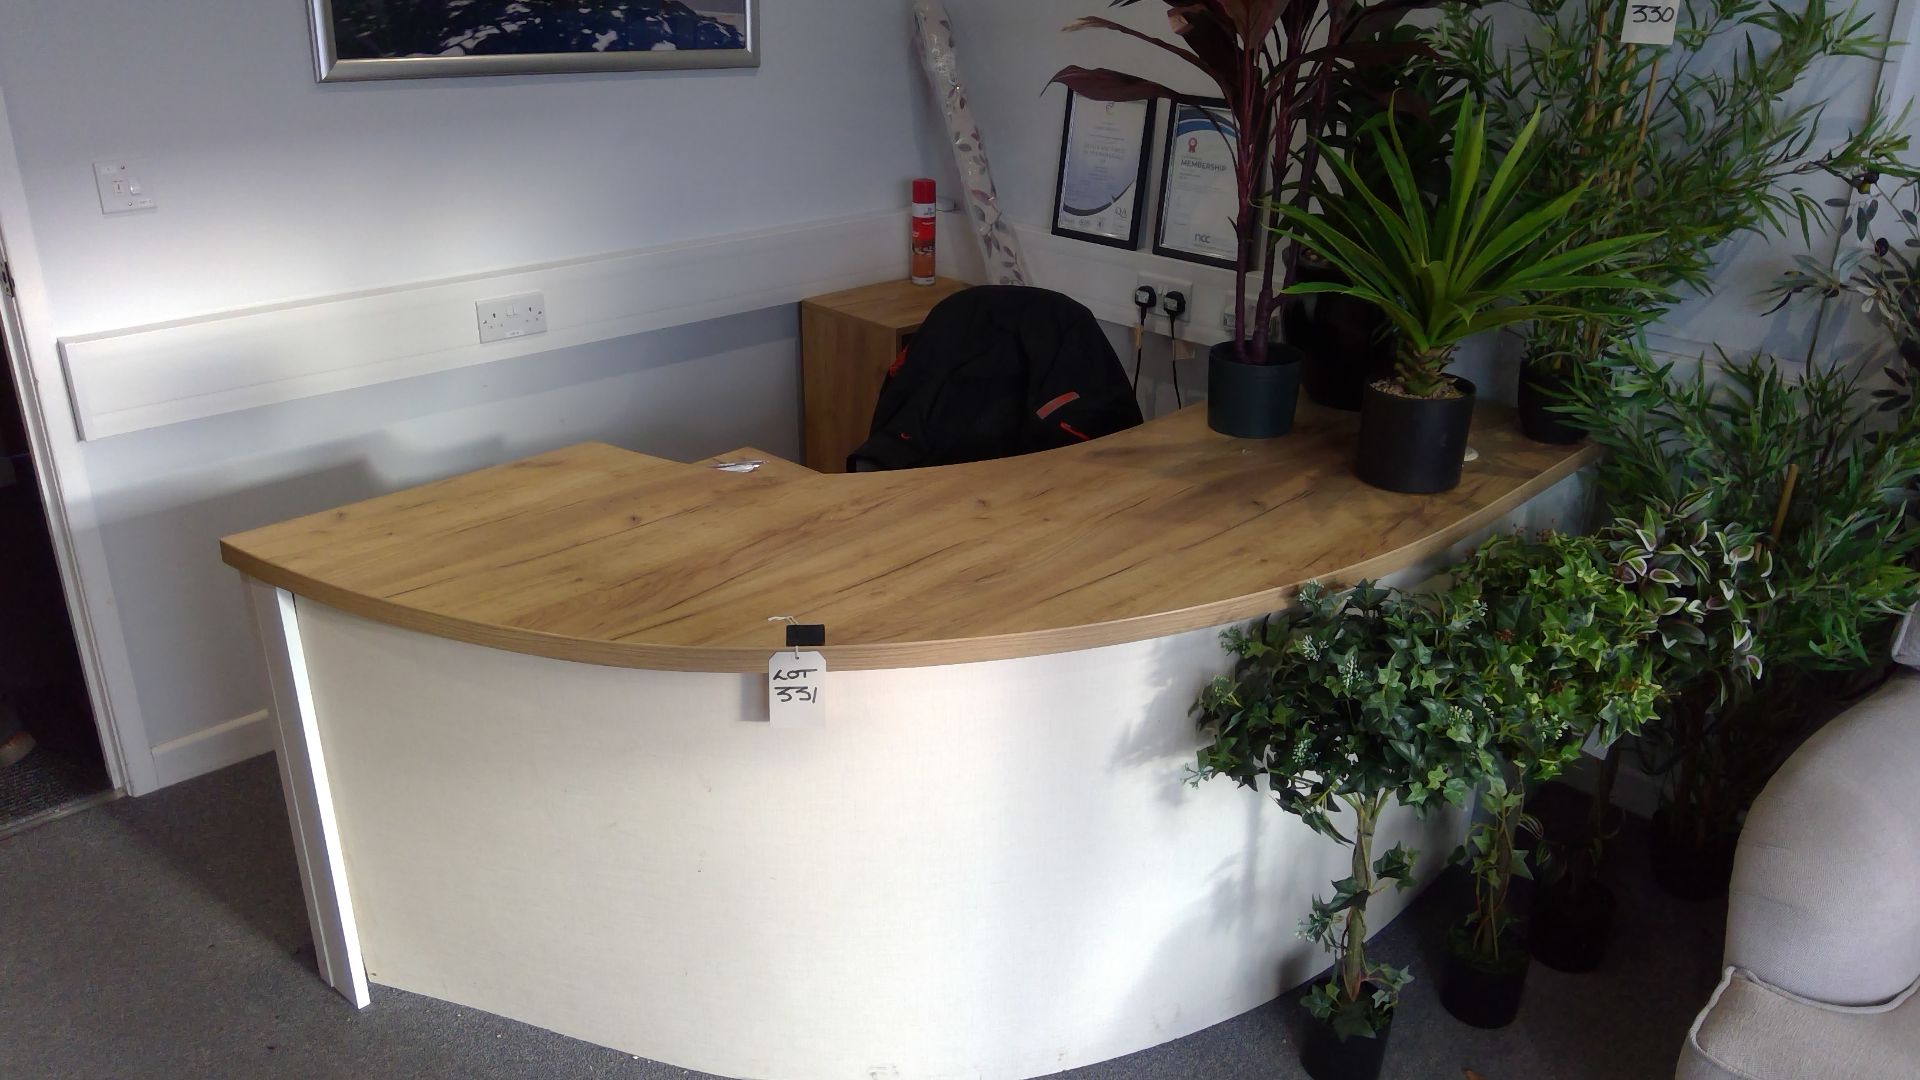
785;623;827;649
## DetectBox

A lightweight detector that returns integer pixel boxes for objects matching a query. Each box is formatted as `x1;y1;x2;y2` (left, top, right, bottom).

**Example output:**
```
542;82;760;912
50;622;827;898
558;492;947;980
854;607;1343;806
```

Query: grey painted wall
0;0;935;769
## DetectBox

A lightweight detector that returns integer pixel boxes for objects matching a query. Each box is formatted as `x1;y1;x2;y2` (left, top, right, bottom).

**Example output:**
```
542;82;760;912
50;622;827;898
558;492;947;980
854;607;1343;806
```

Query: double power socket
476;292;548;344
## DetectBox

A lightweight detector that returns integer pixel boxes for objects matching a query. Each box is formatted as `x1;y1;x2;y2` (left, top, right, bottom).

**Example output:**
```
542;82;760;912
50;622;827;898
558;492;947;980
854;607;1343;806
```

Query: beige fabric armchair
1676;674;1920;1079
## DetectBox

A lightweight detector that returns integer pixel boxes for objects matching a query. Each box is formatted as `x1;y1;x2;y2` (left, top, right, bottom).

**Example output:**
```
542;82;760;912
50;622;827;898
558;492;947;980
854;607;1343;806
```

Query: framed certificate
1052;92;1157;249
1154;100;1241;270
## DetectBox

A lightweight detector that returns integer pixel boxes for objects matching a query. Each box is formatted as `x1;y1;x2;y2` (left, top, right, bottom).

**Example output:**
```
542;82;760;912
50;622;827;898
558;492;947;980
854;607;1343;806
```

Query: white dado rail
58;207;1721;442
57;209;934;441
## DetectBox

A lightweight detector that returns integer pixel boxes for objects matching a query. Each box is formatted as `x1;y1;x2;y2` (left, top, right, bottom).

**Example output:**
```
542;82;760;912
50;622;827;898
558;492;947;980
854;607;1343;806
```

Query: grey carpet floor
0;744;111;837
0;756;1724;1080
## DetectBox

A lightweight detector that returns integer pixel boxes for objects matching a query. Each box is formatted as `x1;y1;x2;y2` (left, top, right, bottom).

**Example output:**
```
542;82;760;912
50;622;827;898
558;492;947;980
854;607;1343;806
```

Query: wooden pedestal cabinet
799;277;969;472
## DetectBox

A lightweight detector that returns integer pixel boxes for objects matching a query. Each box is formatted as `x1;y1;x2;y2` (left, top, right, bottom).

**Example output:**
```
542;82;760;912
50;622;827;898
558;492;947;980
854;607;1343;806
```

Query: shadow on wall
1096;632;1473;1060
1057;623;1468;1064
72;306;803;756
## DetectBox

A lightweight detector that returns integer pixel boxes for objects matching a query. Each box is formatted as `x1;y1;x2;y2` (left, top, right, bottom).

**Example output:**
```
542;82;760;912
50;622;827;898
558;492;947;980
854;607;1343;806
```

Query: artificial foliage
1446;530;1663;968
1566;349;1918;846
1192;582;1497;1039
1275;104;1657;399
1574;352;1917;678
1051;0;1448;364
1771;151;1920;410
1436;0;1905;384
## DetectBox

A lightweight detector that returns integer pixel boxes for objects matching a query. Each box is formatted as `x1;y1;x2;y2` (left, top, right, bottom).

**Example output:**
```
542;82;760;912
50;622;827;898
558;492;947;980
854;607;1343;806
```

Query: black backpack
847;286;1144;471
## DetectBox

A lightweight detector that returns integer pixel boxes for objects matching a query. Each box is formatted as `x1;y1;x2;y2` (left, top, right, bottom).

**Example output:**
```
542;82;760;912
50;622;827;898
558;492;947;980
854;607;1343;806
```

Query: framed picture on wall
1154;100;1240;271
1051;92;1157;250
309;0;760;83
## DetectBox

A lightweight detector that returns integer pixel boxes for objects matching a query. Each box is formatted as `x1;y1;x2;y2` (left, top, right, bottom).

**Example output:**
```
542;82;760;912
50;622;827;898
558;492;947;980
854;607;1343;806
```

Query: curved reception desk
222;402;1593;1080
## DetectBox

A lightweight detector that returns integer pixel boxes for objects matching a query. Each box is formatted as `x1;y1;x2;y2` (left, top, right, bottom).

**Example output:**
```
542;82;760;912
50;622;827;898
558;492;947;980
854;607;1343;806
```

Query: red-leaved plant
1051;1;1449;365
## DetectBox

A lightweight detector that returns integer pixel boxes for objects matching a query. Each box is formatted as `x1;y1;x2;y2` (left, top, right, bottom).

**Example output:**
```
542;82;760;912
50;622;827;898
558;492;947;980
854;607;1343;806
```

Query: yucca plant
1276;104;1661;400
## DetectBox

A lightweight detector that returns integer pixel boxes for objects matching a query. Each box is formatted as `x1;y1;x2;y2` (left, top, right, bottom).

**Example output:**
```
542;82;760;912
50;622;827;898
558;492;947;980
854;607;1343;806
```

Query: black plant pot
1282;262;1393;412
1518;361;1586;445
1440;928;1530;1029
1299;994;1393;1080
1207;341;1303;438
1529;877;1616;974
1354;376;1477;494
1650;806;1737;901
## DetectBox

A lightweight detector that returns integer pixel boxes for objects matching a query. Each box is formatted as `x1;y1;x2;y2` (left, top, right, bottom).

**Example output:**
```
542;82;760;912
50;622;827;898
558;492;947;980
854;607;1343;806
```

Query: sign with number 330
1622;1;1680;46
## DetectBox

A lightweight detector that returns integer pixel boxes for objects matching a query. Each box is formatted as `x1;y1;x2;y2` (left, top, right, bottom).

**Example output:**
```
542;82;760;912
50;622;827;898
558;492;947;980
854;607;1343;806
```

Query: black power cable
1161;291;1189;409
1131;285;1157;395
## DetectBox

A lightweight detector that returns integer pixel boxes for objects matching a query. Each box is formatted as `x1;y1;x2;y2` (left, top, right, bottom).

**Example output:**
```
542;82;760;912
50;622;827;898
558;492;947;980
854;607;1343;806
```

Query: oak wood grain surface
222;403;1595;672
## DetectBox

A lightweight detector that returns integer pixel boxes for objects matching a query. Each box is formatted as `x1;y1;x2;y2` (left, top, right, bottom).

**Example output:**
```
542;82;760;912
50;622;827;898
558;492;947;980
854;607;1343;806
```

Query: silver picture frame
310;1;761;83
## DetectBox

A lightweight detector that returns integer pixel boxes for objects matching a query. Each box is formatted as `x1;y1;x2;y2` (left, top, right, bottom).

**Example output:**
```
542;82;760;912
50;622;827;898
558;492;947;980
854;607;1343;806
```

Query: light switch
94;160;156;214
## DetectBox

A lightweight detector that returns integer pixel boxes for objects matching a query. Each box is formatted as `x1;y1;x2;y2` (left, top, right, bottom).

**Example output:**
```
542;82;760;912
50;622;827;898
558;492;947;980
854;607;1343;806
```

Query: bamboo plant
1436;0;1905;387
1565;351;1920;854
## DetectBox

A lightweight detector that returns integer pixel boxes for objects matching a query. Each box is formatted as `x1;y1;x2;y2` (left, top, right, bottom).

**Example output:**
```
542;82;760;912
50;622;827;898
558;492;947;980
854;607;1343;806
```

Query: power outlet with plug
1135;272;1194;324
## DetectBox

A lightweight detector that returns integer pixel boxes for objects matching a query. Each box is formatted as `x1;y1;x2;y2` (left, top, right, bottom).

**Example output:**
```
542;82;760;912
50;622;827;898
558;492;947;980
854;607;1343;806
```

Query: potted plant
1052;1;1442;438
1440;530;1661;1027
1193;581;1494;1080
1515;491;1773;969
1285;27;1468;411
1435;0;1903;444
1275;104;1657;493
1568;348;1918;899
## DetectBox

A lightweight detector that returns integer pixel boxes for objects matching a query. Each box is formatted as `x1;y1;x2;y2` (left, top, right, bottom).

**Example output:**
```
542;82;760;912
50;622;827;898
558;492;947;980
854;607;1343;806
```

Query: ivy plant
1192;581;1497;1040
1446;530;1663;969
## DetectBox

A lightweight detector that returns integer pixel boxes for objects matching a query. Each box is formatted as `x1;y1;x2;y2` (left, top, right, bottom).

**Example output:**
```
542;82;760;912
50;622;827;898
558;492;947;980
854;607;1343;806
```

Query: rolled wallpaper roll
911;0;1030;286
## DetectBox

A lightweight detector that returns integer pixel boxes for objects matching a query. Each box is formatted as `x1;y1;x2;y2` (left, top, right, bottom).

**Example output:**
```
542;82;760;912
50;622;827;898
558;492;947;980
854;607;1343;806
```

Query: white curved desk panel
286;600;1459;1080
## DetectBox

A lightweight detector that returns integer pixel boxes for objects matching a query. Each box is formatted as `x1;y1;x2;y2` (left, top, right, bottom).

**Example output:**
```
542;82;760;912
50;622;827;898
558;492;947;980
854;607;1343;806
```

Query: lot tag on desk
769;651;826;728
1621;1;1679;46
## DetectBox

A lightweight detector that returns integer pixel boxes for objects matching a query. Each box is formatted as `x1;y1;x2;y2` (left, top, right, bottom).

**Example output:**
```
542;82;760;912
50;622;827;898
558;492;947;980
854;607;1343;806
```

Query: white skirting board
148;709;274;789
58;209;934;441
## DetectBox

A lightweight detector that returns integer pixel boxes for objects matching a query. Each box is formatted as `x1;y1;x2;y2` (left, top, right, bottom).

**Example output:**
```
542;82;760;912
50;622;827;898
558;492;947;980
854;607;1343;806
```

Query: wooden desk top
221;404;1595;673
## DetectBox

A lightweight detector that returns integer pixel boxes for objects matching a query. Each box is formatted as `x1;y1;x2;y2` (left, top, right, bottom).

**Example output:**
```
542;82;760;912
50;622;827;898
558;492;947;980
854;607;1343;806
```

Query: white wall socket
476;292;547;344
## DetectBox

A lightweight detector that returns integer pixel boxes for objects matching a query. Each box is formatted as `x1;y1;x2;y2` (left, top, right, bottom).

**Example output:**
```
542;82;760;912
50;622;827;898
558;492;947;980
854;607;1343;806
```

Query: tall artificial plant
1567;351;1920;847
1052;0;1445;365
1437;0;1904;386
1276;104;1658;399
1449;531;1662;968
1193;582;1495;1040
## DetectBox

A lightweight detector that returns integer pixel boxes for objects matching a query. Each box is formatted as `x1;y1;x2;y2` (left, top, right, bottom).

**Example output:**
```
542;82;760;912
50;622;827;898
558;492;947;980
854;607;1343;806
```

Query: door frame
0;85;153;794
